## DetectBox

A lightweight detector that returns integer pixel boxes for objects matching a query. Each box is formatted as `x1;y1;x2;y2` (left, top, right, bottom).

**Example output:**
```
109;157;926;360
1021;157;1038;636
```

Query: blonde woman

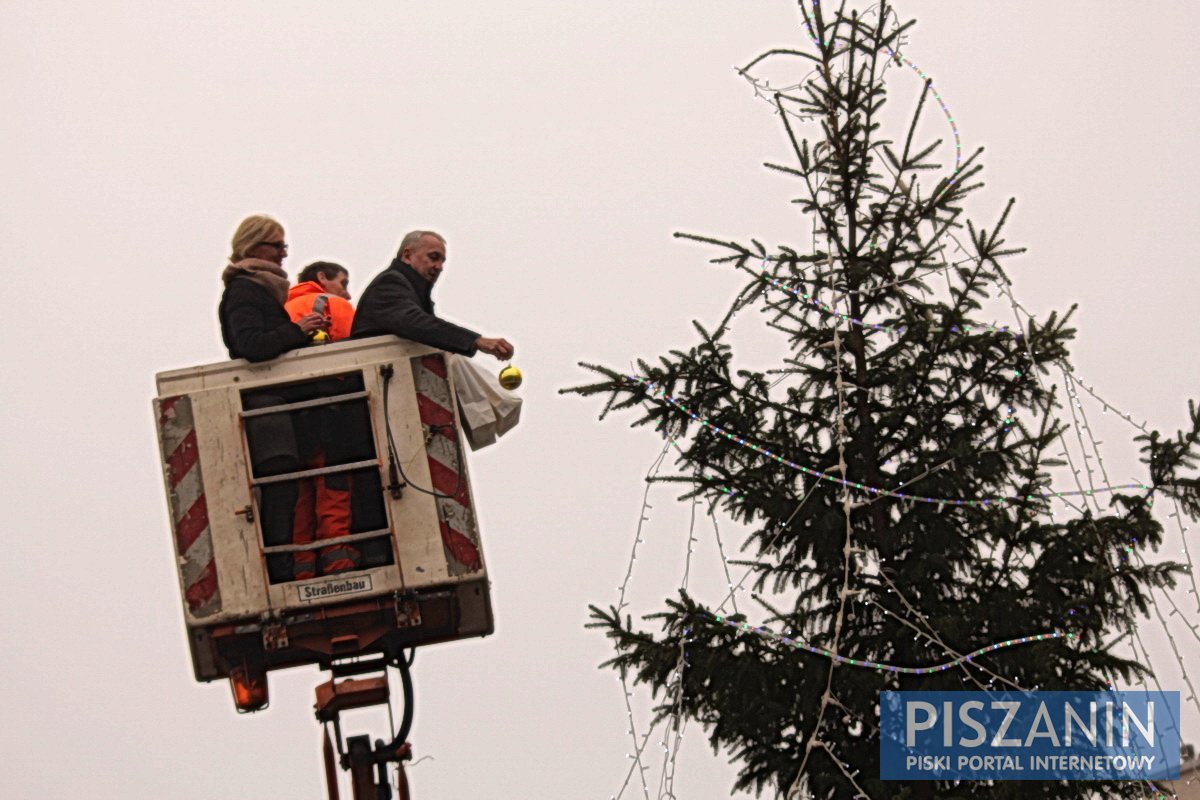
217;214;330;582
218;214;326;362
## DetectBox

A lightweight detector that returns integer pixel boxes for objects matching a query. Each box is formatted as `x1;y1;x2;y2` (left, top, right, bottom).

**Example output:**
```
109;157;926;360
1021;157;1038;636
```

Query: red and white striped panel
156;395;222;617
410;354;483;576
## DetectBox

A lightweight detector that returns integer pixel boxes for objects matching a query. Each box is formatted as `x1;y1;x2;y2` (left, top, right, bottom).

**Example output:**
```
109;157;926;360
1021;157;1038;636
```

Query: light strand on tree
867;597;1024;693
1061;368;1105;515
1128;624;1190;795
788;306;858;795
1063;368;1114;491
987;246;1200;784
627;375;1152;506
993;254;1200;634
818;738;873;800
1063;367;1115;517
751;251;991;299
656;493;700;800
711;612;1067;674
1059;362;1200;630
1027;450;1198;759
989;271;1135;521
883;47;963;176
715;481;818;616
610;440;673;800
798;1;962;176
1154;583;1200;648
615;438;672;615
1147;584;1200;720
867;506;1060;694
755;263;1020;340
990;254;1200;652
984;268;1155;432
995;264;1198;614
707;509;740;617
1059;360;1152;433
893;122;1178;800
1169;496;1200;613
737;69;817;124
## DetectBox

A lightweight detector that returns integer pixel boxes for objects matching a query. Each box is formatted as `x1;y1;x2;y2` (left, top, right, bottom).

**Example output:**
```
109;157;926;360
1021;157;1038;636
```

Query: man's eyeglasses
258;241;288;251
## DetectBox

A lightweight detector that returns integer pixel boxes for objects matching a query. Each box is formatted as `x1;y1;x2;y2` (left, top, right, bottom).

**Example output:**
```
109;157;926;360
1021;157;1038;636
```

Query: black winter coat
219;277;309;362
350;258;480;355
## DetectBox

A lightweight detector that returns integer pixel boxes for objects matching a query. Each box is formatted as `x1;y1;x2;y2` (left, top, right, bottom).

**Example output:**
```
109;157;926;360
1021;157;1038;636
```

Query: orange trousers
291;454;359;579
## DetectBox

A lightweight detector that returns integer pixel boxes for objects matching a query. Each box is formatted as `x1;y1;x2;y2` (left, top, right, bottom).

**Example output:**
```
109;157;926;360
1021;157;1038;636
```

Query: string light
883;47;963;176
610;440;673;800
1169;496;1200;614
789;308;859;788
760;271;1020;339
711;613;1068;675
983;234;1200;786
863;591;1030;693
817;738;872;800
1058;361;1151;434
626;375;1153;507
988;251;1200;728
796;1;962;176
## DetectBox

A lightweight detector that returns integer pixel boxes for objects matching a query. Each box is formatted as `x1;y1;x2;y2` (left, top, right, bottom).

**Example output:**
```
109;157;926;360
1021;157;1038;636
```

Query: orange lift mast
315;654;414;800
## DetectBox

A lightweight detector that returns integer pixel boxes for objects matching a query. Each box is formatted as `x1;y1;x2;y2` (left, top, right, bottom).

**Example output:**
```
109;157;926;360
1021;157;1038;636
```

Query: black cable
386;652;415;747
379;365;405;498
380;363;463;500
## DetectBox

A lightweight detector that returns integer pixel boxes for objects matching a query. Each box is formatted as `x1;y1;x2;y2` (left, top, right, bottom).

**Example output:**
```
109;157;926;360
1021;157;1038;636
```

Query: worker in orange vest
285;261;360;578
286;260;356;341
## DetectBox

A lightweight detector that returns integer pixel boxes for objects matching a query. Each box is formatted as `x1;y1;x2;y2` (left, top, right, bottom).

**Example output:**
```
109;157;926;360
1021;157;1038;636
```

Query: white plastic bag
448;355;522;451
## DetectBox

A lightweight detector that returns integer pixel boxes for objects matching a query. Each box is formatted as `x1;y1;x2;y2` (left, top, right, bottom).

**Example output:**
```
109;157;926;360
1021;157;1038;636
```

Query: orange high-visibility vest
285;282;356;342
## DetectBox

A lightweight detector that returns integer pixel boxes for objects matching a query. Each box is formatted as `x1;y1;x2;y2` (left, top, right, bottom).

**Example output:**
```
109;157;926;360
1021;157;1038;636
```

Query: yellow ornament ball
498;365;523;390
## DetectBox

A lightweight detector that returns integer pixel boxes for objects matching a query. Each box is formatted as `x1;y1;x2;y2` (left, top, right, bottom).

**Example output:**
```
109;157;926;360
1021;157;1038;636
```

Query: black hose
388;652;415;746
380;363;463;500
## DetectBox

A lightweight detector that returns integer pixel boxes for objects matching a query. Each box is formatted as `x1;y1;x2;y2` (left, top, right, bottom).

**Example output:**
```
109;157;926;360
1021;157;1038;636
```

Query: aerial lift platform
153;335;498;797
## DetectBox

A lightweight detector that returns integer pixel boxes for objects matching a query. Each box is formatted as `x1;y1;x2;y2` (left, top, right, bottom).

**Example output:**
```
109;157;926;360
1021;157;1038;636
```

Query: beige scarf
221;258;290;305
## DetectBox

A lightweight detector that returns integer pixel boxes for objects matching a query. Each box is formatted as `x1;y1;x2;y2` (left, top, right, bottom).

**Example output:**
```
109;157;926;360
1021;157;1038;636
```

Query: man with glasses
351;230;514;360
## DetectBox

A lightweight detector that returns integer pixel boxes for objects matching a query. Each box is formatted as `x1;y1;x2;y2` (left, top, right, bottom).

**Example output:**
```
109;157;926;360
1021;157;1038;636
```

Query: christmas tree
565;2;1199;797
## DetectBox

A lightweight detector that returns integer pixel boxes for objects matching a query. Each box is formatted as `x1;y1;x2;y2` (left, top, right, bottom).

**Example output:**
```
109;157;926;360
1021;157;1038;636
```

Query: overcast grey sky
2;2;1197;798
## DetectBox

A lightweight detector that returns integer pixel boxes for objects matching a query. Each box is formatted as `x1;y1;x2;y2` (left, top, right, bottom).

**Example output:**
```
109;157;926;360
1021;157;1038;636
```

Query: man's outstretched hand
475;336;515;360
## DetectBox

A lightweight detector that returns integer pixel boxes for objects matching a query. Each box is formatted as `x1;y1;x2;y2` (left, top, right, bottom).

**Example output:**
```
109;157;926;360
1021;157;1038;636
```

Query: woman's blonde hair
229;214;284;262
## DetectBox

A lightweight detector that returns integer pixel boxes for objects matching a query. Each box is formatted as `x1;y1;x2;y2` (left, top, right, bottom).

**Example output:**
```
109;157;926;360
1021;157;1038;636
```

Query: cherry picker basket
153;336;493;709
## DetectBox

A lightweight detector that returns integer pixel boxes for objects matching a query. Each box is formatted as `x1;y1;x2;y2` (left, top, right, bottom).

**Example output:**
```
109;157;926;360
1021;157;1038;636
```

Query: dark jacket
350;258;480;355
219;277;309;362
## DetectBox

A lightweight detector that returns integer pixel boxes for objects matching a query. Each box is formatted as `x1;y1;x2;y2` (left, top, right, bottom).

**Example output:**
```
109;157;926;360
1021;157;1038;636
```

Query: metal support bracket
263;622;289;651
394;594;422;628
